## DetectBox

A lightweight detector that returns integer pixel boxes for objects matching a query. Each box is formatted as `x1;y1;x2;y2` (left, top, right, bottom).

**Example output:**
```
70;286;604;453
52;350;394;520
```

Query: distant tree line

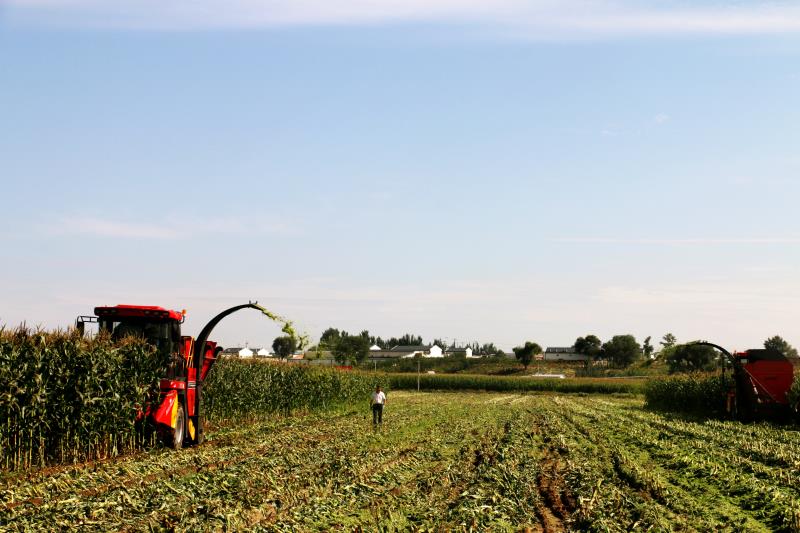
309;327;506;365
512;334;647;370
566;331;799;374
290;326;799;373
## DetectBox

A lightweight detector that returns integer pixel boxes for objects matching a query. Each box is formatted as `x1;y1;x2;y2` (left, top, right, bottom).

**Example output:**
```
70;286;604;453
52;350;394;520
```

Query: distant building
544;347;587;361
391;345;428;353
367;345;444;359
255;348;271;357
221;347;254;358
445;347;474;358
392;345;443;358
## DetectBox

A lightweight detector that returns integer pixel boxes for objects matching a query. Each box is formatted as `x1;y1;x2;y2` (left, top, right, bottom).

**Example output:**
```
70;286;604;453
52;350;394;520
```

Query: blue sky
1;1;799;351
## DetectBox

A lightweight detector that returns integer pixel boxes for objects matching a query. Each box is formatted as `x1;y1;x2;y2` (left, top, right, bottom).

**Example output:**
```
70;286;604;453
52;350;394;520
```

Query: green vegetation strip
386;372;644;394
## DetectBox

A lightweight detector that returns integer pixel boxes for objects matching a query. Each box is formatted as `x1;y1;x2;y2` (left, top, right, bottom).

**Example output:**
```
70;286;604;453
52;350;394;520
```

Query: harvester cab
76;302;277;450
91;306;187;373
692;341;795;421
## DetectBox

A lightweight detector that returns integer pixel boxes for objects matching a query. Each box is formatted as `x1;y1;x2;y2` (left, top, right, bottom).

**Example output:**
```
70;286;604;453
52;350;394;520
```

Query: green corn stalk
1;326;378;472
0;327;162;470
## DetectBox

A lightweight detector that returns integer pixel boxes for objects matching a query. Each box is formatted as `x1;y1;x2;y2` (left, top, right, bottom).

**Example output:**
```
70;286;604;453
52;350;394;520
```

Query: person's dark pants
372;404;383;425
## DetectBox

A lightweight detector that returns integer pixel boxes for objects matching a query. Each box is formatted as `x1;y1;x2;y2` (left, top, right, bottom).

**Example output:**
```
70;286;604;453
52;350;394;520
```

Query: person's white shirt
371;391;386;405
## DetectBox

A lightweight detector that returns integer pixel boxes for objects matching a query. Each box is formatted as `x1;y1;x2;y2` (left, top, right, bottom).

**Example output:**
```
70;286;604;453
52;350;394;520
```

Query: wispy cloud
553;237;800;245
742;265;794;274
48;216;181;240
653;112;670;124
596;280;800;307
181;215;293;235
45;214;295;239
7;0;800;37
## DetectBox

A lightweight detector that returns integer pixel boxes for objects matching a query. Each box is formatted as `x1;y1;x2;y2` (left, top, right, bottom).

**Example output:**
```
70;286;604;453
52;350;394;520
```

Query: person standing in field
371;385;386;426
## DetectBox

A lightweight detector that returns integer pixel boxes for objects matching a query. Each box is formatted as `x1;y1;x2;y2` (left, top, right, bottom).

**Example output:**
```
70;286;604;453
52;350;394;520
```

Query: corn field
0;327;163;470
644;372;730;416
6;392;800;531
203;357;376;422
10;327;800;530
0;328;376;471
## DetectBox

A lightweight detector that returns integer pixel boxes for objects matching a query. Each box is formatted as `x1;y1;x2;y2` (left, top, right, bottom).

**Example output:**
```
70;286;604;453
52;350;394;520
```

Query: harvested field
4;391;800;531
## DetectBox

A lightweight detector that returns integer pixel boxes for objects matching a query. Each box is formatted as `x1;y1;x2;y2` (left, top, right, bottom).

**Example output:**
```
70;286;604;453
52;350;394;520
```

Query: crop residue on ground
4;391;800;531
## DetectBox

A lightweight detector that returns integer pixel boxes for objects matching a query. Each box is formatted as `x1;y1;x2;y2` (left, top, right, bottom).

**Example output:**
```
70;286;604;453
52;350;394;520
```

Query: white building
220;347;255;358
366;344;446;359
255;348;271;357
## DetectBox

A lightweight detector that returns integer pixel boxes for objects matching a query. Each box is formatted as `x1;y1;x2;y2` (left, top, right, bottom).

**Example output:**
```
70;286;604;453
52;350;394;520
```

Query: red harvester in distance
76;302;271;449
693;341;795;421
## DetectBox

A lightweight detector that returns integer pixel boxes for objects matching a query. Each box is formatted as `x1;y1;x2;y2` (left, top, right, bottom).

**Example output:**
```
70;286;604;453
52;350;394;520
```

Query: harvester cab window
105;320;179;362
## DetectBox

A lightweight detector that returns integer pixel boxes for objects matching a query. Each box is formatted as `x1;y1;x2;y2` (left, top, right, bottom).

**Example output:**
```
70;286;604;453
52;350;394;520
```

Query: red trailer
693;342;795;421
727;348;794;421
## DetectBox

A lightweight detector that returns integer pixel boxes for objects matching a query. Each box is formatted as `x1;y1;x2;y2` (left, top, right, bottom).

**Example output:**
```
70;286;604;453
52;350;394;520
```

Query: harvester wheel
170;404;186;450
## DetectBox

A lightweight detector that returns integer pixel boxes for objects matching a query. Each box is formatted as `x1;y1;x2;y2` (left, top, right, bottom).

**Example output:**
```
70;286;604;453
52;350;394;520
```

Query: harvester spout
191;301;305;444
192;301;304;368
193;302;263;370
688;341;733;361
687;341;735;379
687;341;737;377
